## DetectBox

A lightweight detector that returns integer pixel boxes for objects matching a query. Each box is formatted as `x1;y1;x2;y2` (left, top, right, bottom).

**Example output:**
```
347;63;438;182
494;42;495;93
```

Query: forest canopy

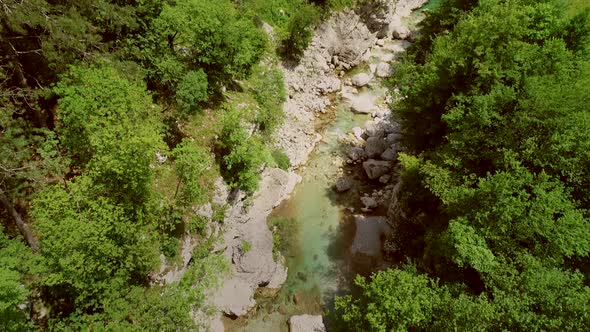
336;0;590;330
0;0;328;329
2;0;590;330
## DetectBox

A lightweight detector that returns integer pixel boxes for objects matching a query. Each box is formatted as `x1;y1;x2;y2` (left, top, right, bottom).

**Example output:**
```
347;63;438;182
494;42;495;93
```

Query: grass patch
240;239;252;253
212;203;229;224
186;215;208;235
271;149;291;170
346;62;371;77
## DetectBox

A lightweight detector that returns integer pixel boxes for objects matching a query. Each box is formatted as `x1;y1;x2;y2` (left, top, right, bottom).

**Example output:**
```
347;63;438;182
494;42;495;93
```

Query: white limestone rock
289;315;326;332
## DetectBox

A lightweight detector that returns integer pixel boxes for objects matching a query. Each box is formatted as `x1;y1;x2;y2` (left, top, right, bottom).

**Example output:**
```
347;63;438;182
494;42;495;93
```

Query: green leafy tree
54;65;164;206
174;70;208;116
336;268;439;332
32;178;159;314
172;139;213;206
339;0;590;330
248;64;286;134
151;0;265;82
217;108;269;194
280;2;320;60
0;230;35;331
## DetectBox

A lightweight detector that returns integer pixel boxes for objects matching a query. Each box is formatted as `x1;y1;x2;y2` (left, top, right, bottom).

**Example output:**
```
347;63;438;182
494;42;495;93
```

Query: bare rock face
317;10;376;68
363;0;429;39
289;315;326;332
212;168;301;317
363;159;392;179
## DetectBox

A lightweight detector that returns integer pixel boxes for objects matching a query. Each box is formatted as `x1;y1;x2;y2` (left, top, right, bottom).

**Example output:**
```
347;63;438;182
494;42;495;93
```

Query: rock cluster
275;8;383;167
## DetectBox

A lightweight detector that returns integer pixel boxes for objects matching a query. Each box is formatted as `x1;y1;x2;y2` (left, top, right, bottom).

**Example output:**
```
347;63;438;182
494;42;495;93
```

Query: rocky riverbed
196;1;429;330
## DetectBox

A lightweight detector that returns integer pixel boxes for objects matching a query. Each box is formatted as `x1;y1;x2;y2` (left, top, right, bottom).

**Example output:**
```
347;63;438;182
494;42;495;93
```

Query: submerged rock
289;315;326;332
351;215;393;256
363;159;392;179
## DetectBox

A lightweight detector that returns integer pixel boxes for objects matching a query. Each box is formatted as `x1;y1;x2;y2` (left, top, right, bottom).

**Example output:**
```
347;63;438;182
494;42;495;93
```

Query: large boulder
212;278;256;317
364;120;385;138
289;315;326;332
350;98;378;114
351;73;371;87
363;159;392;179
392;25;411;40
371;0;428;39
365;136;389;158
386;133;399;145
352;127;364;140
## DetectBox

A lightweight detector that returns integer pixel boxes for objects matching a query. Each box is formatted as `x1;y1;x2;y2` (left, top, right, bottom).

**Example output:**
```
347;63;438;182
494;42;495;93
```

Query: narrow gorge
203;1;431;330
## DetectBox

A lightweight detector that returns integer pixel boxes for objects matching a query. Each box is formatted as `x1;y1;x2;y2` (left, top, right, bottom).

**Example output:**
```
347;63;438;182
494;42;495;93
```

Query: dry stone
365;136;389;158
376;62;393;78
361;196;378;209
289;315;326;332
381;148;397;161
351;73;371;87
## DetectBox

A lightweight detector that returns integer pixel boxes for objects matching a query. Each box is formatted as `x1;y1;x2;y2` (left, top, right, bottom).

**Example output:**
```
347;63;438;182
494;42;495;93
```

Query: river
223;3;431;331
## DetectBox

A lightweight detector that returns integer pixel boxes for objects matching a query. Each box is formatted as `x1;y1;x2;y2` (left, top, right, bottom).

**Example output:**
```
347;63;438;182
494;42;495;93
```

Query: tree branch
0;187;40;252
